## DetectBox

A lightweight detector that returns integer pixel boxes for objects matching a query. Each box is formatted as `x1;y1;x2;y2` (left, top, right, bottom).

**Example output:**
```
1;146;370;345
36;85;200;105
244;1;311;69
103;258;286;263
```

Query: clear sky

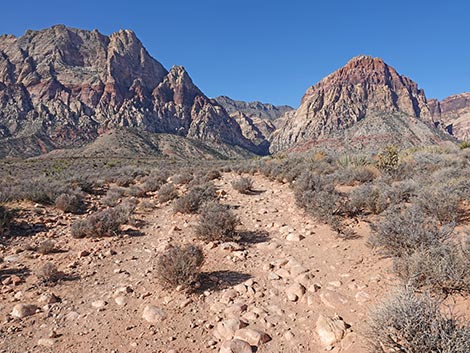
1;0;468;107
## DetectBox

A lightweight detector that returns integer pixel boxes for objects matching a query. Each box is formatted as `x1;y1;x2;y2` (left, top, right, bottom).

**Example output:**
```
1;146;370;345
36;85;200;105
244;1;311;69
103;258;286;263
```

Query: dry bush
335;165;377;185
205;170;222;181
413;186;460;224
155;244;204;290
55;192;84;214
0;205;13;236
367;288;470;353
369;206;454;257
115;175;134;187
172;173;193;185
393;242;470;295
102;187;125;207
126;185;146;198
71;203;134;238
231;177;253;194
36;262;61;284
37;239;56;255
173;183;217;214
141;170;170;193
157;183;178;203
195;201;239;242
349;182;393;215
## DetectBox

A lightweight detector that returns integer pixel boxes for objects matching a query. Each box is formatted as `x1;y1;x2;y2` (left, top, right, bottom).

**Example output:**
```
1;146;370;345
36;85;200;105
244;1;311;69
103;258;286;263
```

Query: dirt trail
0;173;393;353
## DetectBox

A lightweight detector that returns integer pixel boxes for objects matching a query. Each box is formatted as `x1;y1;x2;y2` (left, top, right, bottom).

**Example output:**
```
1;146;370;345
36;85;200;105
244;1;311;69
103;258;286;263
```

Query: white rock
285;283;306;302
315;314;348;347
38;338;55;347
11;304;38;318
142;305;166;323
114;296;127;306
286;233;304;242
219;339;252;353
213;318;248;341
234;328;271;346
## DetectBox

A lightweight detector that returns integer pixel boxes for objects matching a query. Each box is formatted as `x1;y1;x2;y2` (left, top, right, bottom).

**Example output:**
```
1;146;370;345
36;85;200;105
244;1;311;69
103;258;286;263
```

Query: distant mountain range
0;25;467;159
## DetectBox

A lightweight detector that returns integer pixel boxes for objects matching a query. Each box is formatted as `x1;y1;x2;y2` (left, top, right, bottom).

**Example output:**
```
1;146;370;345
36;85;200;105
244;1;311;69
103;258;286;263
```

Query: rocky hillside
0;25;264;158
269;56;452;153
214;96;293;121
429;93;470;141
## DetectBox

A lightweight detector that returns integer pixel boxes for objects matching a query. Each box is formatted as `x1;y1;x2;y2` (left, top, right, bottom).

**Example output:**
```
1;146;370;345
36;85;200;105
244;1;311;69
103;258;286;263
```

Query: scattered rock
286;283;306;302
315;314;348;347
91;300;107;309
142;305;167;323
38;338;55;347
213;318;248;341
219;339;253;353
11;304;38;318
234;328;271;346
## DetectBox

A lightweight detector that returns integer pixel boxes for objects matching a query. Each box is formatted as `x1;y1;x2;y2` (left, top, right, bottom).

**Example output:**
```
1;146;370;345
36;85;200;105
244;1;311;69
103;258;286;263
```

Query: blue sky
1;0;468;107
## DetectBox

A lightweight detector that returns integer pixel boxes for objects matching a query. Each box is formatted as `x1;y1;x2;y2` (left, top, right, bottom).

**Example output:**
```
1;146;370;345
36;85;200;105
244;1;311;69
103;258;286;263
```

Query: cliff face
269;56;444;153
429;93;470;140
0;25;262;157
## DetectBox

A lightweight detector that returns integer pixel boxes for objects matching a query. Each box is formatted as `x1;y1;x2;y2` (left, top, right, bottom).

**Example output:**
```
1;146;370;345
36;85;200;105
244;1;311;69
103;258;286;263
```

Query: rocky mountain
269;55;452;153
0;25;264;158
429;93;470;141
214;96;293;121
214;96;293;153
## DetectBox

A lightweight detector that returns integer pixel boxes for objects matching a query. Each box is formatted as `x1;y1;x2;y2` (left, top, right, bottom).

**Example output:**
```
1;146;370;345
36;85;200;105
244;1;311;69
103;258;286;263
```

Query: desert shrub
157;183;178;203
155;244;204;289
126;185;146;198
71;203;134;238
413;185;461;224
36;262;62;284
349;182;393;215
335;165;377;185
369;206;454;257
367;288;470;353
115;175;134;187
231;177;253;194
0;205;13;236
102;187;125;207
19;178;70;204
294;172;343;223
173;183;217;214
37;239;56;255
459;141;470;149
205;170;222;181
195;201;239;242
172;173;193;185
393;242;470;294
377;145;400;174
55;192;84;214
141;170;170;193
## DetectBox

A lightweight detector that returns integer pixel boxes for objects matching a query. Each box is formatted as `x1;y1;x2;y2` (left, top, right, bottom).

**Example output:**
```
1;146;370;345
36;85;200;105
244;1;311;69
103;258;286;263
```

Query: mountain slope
429;93;470;141
0;25;263;157
269;55;450;153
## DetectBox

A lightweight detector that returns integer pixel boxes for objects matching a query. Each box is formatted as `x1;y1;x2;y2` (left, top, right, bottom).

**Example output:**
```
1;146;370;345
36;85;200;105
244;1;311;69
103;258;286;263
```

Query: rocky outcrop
269;55;449;153
430;93;470;140
214;96;293;121
0;25;263;157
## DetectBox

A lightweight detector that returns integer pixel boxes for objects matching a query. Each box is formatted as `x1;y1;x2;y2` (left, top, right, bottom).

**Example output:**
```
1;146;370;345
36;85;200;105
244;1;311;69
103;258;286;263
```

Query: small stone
66;311;80;321
219;339;253;353
213;318;248;341
284;331;295;341
78;250;90;258
91;300;107;309
38;292;60;304
355;291;370;304
38;338;55;347
286;283;306;302
234;328;271;346
286;233;304;242
316;314;348;347
11;304;38;318
114;296;127;306
224;303;247;318
142;305;166;323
